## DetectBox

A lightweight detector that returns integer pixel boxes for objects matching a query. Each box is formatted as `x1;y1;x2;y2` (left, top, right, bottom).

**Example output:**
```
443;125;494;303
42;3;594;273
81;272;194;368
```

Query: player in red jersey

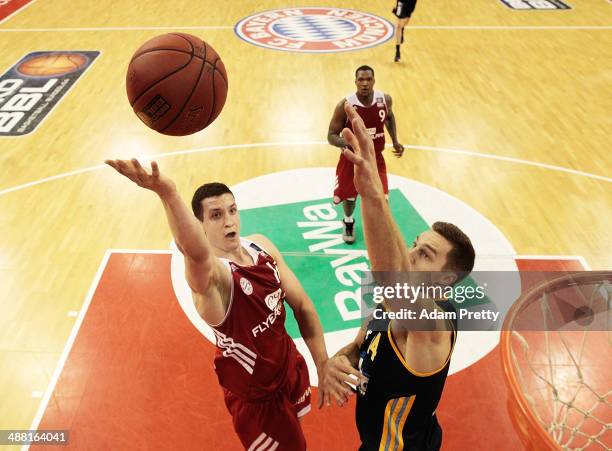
327;65;404;244
105;159;329;451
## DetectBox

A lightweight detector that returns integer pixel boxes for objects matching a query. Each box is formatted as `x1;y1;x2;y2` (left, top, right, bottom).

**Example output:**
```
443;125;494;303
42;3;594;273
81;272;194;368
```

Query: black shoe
394;50;401;62
342;219;355;244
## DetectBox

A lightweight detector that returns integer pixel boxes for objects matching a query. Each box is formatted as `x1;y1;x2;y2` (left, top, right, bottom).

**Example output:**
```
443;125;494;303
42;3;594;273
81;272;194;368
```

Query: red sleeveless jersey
211;238;300;401
345;90;388;156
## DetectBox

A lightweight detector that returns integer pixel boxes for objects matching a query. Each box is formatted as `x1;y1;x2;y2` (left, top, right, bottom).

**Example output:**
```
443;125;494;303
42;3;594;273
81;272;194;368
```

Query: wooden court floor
0;0;610;449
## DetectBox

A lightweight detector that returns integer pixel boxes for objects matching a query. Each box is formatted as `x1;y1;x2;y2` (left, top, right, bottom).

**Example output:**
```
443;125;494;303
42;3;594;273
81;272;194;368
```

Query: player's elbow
299;300;316;318
293;299;316;325
327;131;340;145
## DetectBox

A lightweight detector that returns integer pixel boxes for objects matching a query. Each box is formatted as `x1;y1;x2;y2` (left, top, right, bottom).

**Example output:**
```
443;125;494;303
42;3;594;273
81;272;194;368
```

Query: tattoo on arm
328;100;349;149
329;133;348;149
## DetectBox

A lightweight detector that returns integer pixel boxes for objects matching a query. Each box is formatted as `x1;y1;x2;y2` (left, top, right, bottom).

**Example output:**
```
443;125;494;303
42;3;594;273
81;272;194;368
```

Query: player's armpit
399;329;454;375
186;256;232;324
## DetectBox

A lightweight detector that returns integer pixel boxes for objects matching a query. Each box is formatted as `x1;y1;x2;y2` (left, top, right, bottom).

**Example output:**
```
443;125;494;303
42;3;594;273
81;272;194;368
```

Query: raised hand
105;159;176;198
340;102;385;199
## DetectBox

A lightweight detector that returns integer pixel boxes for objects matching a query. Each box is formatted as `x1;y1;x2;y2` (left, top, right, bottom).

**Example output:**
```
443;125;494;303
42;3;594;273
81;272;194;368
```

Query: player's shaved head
355;65;374;78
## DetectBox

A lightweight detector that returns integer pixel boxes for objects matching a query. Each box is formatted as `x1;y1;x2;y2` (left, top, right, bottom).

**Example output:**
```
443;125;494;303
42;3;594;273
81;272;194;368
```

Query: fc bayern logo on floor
234;8;394;53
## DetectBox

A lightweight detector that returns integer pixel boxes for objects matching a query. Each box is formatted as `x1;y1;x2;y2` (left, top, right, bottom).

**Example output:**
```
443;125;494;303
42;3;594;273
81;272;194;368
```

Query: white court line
0;0;39;25
1;141;610;198
404;144;612;183
0;25;611;32
408;25;612;30
0;25;233;32
25;249;112;450
577;256;591;270
24;249;168;449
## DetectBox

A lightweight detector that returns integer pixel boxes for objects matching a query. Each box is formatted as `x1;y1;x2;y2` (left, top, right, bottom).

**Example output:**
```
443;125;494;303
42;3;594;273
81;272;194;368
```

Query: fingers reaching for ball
105;158;176;197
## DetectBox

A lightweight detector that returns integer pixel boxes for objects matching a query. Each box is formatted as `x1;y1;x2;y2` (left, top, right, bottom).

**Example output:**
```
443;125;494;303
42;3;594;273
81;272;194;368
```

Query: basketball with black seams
126;33;228;136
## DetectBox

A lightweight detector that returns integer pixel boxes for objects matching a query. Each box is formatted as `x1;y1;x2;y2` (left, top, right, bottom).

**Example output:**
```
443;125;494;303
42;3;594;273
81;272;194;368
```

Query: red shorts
223;352;311;450
333;152;389;204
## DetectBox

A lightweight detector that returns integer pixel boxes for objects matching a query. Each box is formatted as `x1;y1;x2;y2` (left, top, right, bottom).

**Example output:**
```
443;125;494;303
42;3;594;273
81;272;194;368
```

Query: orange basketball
18;53;88;76
126;33;228;136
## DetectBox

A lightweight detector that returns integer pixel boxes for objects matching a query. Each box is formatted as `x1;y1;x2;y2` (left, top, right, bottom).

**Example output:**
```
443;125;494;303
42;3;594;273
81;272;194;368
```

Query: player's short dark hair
355;65;374;78
191;182;234;221
432;221;475;283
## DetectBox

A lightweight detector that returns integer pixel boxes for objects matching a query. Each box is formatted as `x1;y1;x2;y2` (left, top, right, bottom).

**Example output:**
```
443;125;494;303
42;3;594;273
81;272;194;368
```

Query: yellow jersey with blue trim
355;302;457;451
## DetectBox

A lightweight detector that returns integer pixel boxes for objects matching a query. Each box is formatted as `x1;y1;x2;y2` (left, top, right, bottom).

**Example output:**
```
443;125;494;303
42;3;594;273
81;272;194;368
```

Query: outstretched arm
384;94;404;158
342;106;449;333
340;105;410;271
105;159;230;319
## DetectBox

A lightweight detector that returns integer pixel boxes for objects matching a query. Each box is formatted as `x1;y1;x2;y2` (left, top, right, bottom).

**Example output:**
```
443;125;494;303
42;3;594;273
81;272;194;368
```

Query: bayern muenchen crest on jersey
239;277;253;295
234;8;394;53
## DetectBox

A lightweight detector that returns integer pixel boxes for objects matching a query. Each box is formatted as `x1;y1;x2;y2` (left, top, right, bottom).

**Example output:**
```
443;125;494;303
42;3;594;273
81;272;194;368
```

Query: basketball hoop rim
500;271;612;451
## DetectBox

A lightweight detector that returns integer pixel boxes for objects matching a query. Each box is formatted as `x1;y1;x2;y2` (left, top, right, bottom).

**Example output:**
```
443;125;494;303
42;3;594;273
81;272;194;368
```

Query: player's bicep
184;255;230;298
184;254;211;293
384;94;393;114
383;94;392;119
328;100;347;136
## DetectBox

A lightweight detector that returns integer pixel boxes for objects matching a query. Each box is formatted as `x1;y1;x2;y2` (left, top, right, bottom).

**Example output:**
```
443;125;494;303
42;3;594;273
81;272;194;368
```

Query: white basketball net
509;279;612;450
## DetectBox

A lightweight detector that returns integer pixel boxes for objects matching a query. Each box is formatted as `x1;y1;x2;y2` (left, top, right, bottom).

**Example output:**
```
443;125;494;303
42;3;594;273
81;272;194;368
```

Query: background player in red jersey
105;159;329;451
321;104;475;450
327;65;404;244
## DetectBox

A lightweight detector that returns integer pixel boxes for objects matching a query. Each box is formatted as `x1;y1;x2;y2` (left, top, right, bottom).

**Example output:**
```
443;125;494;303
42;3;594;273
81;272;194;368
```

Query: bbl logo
234;8;394;53
0;51;99;136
